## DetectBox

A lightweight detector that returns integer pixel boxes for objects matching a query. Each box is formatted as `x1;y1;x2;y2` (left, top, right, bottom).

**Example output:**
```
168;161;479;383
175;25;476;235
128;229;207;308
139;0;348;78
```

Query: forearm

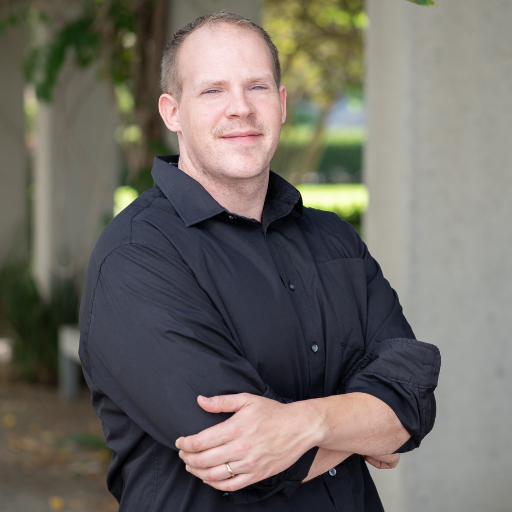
305;392;410;456
179;391;407;494
302;448;352;483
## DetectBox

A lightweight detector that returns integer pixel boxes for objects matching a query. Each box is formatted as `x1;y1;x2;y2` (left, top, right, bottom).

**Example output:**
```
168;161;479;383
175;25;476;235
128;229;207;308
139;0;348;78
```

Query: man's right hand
304;451;400;483
364;453;400;469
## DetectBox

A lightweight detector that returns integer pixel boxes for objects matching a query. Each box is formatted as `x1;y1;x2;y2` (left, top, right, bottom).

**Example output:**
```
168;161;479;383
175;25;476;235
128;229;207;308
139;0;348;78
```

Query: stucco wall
365;1;512;510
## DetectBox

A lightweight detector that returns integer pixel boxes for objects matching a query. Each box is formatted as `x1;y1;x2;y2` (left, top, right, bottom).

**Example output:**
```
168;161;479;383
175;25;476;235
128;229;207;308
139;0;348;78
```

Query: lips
221;130;261;138
219;131;262;143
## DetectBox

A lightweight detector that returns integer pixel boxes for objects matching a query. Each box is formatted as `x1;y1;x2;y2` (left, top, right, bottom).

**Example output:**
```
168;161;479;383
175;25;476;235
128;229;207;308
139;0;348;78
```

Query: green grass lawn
273;126;365;181
297;183;368;218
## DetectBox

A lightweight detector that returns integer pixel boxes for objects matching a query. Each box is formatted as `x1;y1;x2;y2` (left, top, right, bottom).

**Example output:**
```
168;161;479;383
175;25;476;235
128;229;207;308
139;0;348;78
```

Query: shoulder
89;185;182;268
82;185;186;314
80;186;186;364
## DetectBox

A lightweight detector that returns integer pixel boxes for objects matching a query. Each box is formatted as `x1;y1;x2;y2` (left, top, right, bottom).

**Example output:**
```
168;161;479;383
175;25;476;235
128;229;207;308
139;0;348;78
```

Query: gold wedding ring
225;462;235;478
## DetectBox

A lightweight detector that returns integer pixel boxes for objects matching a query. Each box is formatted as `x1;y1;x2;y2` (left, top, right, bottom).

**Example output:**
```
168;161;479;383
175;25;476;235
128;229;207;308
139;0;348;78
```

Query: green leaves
264;0;365;107
25;15;100;102
407;0;437;5
0;261;80;383
23;0;141;102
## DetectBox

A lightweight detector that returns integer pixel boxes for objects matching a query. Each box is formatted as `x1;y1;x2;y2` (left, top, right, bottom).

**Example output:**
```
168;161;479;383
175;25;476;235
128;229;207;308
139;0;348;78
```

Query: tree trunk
128;0;168;181
287;101;334;185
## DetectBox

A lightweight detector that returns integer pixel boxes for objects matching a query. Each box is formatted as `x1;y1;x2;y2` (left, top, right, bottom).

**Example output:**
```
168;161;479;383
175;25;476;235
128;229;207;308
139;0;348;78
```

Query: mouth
219;131;262;144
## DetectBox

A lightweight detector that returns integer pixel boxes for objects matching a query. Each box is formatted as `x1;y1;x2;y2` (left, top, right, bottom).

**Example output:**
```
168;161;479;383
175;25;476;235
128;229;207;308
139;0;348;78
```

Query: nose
225;87;254;119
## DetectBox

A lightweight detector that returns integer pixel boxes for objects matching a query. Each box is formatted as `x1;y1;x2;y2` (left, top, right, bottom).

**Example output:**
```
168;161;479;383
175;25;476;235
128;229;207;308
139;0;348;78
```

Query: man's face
162;23;286;182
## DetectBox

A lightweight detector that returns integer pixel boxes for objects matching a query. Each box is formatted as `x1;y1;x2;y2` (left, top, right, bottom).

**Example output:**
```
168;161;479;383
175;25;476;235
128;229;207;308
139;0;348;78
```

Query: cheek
259;100;284;129
186;107;219;139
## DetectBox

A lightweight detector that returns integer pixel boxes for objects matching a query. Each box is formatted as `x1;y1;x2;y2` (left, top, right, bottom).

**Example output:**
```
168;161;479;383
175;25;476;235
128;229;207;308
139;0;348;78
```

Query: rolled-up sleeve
341;236;441;451
80;242;314;502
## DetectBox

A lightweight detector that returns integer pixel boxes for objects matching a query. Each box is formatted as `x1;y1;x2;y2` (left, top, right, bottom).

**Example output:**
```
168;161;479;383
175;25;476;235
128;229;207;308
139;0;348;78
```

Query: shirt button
228;215;235;220
311;343;319;353
288;282;295;291
329;468;337;477
223;492;229;496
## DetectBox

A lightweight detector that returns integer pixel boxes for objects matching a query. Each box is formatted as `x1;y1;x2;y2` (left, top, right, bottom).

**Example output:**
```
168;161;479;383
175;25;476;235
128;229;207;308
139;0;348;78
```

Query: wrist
294;397;330;449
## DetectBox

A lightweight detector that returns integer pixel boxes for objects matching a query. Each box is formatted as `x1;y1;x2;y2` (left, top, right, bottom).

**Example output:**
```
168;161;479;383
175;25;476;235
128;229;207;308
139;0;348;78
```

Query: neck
177;153;269;223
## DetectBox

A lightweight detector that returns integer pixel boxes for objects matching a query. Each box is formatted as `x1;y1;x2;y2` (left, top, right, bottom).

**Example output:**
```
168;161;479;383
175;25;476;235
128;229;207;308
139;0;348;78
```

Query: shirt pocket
316;257;367;351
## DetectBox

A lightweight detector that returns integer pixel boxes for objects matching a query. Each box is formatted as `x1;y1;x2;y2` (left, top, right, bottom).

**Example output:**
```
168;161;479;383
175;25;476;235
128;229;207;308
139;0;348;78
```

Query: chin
216;153;270;180
229;164;269;181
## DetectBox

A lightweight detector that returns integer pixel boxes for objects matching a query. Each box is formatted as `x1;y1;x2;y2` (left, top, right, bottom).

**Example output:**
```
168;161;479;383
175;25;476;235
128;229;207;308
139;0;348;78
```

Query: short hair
160;11;281;101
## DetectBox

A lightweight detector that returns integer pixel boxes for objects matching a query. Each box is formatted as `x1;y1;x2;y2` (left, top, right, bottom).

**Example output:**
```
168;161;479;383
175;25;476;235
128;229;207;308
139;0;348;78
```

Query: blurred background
0;0;511;510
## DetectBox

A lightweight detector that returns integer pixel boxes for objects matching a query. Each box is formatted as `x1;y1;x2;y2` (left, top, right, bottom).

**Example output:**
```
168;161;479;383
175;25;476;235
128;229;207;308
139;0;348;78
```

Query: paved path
0;381;117;512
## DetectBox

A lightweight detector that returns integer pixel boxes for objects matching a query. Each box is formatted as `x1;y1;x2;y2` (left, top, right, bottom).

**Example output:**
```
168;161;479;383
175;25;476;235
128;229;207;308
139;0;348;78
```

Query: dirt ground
0;378;118;512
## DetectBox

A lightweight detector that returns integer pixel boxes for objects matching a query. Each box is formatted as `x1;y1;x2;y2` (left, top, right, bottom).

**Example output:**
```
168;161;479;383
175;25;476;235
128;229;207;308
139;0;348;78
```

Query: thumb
197;393;250;413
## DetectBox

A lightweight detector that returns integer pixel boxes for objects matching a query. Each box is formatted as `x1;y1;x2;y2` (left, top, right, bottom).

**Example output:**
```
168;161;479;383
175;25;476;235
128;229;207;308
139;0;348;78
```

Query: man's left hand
364;453;400;469
175;393;315;492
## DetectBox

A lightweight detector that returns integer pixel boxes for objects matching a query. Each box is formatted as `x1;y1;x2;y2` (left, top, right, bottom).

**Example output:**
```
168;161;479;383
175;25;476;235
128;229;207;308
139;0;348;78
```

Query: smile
220;132;262;144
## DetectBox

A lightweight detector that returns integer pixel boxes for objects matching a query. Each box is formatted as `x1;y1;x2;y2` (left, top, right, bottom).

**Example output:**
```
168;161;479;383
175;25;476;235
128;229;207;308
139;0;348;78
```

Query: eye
252;86;266;90
204;89;220;94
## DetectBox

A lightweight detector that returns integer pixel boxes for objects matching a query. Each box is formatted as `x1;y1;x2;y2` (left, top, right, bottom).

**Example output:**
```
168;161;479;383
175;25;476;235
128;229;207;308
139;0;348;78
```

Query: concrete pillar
365;1;512;511
33;62;118;295
0;27;26;264
33;103;54;297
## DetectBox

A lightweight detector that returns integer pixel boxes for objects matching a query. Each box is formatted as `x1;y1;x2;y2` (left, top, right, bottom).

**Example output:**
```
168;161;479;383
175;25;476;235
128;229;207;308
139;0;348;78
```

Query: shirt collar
151;155;303;228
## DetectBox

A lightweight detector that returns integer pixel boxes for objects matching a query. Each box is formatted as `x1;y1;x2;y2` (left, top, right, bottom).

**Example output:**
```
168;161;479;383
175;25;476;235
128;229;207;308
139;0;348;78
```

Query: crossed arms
81;239;440;503
176;391;406;492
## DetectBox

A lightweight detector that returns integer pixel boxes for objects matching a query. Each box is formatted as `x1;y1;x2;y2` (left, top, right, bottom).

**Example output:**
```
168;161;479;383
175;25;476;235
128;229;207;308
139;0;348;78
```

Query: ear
159;93;181;133
279;84;287;124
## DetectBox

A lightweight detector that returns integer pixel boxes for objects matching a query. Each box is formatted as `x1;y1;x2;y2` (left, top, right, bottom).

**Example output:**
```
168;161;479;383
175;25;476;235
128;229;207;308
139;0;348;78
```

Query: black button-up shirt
79;155;441;512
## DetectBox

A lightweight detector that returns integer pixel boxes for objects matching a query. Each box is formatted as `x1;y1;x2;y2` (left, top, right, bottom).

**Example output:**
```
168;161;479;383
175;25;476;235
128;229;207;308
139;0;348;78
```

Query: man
79;11;440;511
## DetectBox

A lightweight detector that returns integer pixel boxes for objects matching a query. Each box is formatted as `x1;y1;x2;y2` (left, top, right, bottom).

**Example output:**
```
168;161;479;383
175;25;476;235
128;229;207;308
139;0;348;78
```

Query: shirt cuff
341;338;441;450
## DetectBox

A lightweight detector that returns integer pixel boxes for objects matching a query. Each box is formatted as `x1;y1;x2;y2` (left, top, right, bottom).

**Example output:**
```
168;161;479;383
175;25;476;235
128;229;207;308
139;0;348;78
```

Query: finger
175;394;255;451
364;456;383;469
386;459;399;469
205;472;260;493
177;422;237;453
365;456;397;470
389;454;400;466
186;461;242;483
180;443;245;470
197;393;251;414
377;454;400;464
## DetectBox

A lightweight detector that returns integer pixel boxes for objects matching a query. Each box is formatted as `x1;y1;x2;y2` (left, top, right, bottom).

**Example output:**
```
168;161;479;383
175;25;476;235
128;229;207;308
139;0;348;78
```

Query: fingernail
179;450;183;459
185;465;190;472
200;395;212;401
175;438;181;449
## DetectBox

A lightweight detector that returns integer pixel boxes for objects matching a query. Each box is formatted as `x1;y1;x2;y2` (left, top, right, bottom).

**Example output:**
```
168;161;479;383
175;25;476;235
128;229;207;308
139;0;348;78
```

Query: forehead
177;23;274;88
